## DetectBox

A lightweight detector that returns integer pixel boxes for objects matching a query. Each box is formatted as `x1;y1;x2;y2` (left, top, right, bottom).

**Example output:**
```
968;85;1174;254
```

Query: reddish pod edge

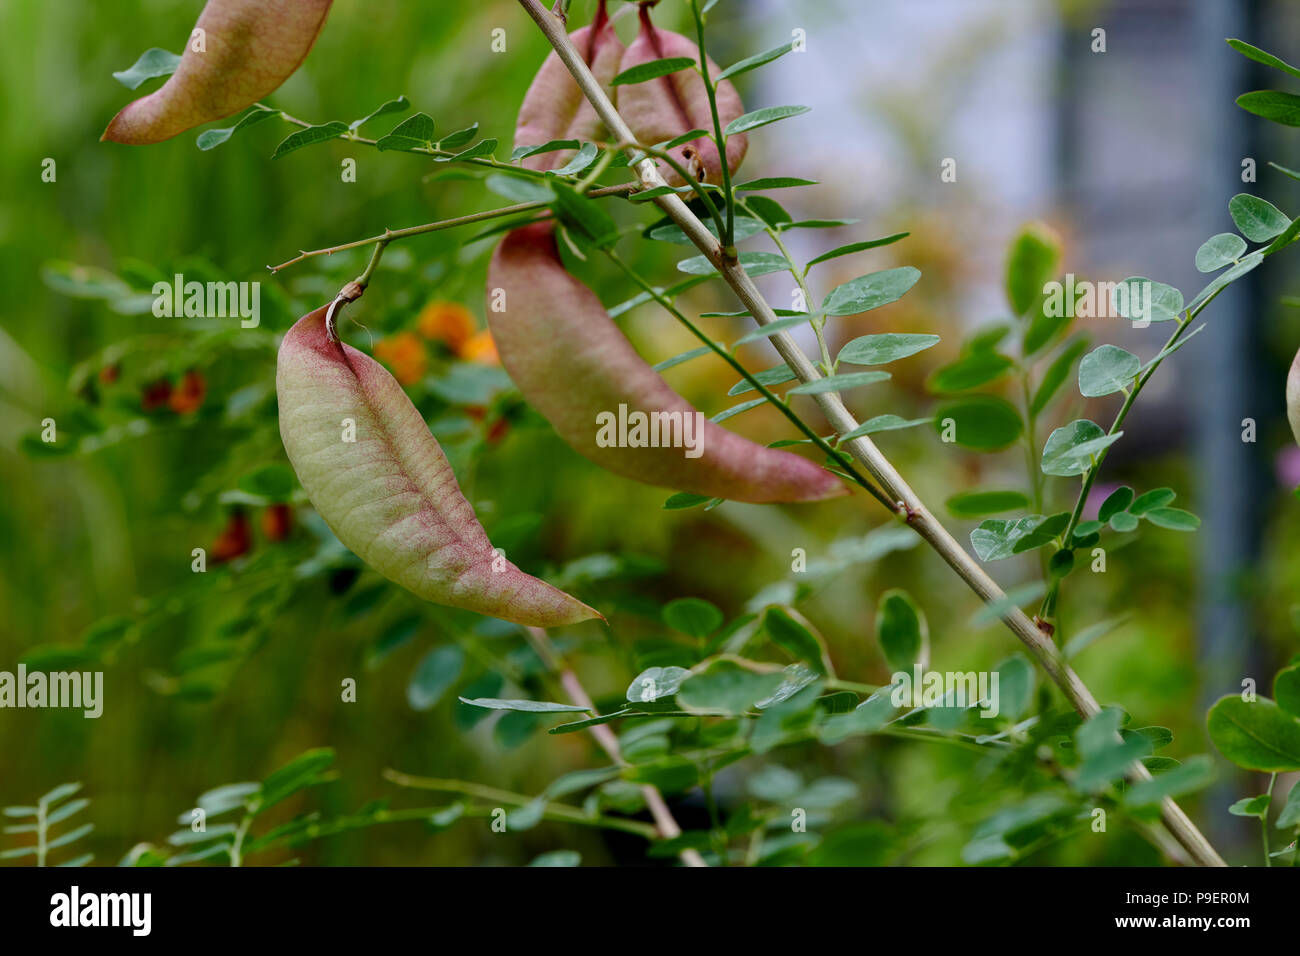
1288;346;1300;447
486;223;846;504
514;0;625;172
103;0;333;145
277;304;602;628
616;2;748;186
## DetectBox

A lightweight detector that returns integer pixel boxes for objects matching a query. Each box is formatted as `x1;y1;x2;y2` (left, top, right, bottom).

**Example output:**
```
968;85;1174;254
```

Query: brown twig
524;628;708;867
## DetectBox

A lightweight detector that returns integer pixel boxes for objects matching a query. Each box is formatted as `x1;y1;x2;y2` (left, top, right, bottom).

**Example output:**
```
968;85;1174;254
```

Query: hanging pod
486;223;845;503
514;0;625;171
1288;346;1300;447
276;304;601;627
616;3;748;186
103;0;333;145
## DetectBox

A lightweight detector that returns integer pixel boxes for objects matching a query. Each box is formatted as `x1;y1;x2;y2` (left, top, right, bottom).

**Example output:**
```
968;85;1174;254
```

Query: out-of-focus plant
3;783;94;867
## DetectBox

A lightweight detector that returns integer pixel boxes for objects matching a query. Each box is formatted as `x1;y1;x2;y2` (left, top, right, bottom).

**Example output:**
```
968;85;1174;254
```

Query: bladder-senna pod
276;302;601;627
103;0;332;145
486;223;845;503
1289;347;1300;447
616;3;748;186
514;0;625;172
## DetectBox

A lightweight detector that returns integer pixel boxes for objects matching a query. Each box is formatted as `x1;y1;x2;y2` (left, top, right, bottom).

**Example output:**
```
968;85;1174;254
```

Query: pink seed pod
277;304;601;628
616;3;747;186
1288;346;1300;447
486;223;845;503
103;0;333;145
514;0;625;172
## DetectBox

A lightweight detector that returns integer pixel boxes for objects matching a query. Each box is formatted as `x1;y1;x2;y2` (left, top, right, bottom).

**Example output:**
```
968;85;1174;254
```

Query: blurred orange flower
212;508;252;563
169;369;206;415
373;331;428;385
459;329;499;365
261;503;293;542
417;301;475;352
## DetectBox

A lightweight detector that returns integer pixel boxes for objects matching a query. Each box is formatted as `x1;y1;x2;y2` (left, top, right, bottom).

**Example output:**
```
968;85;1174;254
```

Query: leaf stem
630;141;730;251
229;813;253;868
36;797;47;868
1038;288;1226;623
689;0;735;248
379;772;659;839
747;202;835;372
278;108;554;180
267;184;634;274
1264;772;1277;866
606;249;894;510
521;627;708;867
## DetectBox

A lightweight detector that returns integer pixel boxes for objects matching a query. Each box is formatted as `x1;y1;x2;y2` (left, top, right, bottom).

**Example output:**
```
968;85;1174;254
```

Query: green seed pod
486;224;845;503
616;3;747;186
514;0;625;171
103;0;333;145
277;304;601;627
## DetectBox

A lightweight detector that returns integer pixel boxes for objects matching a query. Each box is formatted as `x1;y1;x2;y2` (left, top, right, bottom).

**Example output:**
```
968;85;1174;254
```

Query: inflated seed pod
616;3;747;186
103;0;333;145
1288;347;1300;447
277;304;601;627
486;224;844;503
514;0;625;171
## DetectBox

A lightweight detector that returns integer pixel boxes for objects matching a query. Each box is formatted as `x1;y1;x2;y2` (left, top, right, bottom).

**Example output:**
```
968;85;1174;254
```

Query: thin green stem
689;0;735;249
1037;302;1206;622
381;770;659;839
606;249;894;510
36;798;47;868
753;208;834;373
1264;772;1277;866
252;803;658;851
229;813;253;868
699;764;727;859
268;183;633;274
632;141;730;251
1020;367;1044;514
278;108;555;181
824;677;881;695
575;143;616;193
356;238;388;289
876;725;1011;756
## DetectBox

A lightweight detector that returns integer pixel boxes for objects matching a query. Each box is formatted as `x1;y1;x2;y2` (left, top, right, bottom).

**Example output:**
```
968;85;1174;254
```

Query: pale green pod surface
277;306;601;627
487;224;845;504
617;5;747;187
103;0;333;145
514;0;624;171
1288;346;1300;447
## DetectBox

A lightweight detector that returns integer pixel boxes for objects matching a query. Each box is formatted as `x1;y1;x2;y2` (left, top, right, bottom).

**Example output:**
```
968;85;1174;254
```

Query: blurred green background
2;0;1298;866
